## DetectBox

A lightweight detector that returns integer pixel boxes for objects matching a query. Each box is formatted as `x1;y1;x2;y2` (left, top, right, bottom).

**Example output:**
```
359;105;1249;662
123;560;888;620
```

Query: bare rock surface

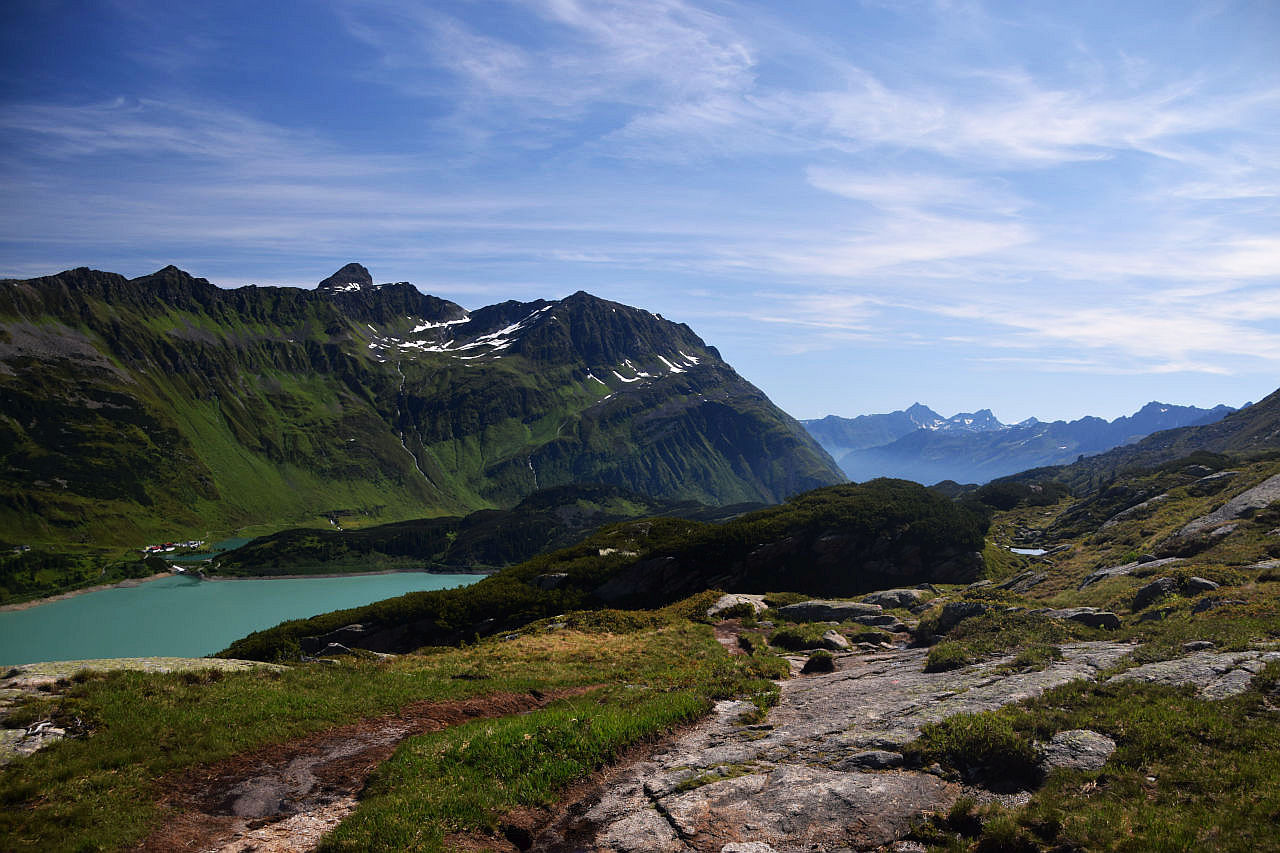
542;641;1132;852
776;600;882;622
1179;472;1280;537
1038;729;1115;775
860;589;925;609
707;594;769;619
1108;649;1280;699
1078;557;1182;590
1043;607;1121;630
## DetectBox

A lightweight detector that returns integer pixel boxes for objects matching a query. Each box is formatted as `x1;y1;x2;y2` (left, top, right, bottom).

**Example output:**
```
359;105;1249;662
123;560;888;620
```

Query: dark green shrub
907;711;1039;787
801;650;834;673
925;641;973;672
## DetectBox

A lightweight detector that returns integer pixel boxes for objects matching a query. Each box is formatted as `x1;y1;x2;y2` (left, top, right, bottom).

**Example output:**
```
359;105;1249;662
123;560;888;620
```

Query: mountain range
804;401;1235;485
0;263;842;547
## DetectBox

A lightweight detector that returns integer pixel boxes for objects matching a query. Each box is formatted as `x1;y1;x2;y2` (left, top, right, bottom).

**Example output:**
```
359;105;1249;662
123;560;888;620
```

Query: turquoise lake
0;572;479;665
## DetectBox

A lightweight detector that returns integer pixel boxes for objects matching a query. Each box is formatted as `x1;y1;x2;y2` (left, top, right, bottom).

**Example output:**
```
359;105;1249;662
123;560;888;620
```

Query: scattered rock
1045;607;1121;630
1132;577;1180;611
1183;640;1216;652
531;573;569;591
821;629;851;651
706;593;768;619
1038;729;1115;775
721;844;778;853
891;843;929;853
776;600;883;622
1185;577;1220;593
861;588;925;609
1079;557;1182;590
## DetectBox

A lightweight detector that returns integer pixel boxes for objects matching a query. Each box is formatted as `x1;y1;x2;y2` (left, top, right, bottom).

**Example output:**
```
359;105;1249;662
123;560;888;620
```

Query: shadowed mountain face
0;265;842;546
805;402;1234;486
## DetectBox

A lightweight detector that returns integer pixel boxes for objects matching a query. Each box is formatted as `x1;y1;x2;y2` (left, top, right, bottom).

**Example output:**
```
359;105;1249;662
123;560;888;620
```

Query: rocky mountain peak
318;263;374;292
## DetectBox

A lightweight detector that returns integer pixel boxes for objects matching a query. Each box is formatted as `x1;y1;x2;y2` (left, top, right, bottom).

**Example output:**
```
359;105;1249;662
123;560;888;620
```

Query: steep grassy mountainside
809;401;1233;485
0;264;841;548
9;437;1280;851
219;478;989;659
213;483;766;576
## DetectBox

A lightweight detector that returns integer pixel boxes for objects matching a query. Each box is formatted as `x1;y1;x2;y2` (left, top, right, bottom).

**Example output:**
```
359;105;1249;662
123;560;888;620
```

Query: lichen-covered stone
1038;729;1116;775
777;600;883;622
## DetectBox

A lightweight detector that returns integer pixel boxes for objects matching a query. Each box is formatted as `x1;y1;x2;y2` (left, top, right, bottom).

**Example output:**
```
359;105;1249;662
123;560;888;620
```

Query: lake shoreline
205;567;495;582
1;567;492;612
0;573;172;613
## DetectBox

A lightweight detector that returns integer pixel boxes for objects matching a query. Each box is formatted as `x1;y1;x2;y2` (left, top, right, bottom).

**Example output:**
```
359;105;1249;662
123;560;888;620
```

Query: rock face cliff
0;264;843;545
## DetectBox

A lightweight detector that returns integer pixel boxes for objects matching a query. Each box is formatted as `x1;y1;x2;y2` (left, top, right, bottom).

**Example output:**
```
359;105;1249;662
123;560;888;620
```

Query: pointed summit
318;263;373;292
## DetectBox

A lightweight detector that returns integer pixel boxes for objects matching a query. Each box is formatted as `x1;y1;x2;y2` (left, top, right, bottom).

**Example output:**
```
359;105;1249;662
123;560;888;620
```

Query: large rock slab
659;765;956;851
1179;473;1280;537
565;641;1133;852
1078;557;1182;590
1108;649;1280;699
1038;729;1116;775
776;599;882;622
1044;607;1121;630
860;588;925;609
707;594;768;619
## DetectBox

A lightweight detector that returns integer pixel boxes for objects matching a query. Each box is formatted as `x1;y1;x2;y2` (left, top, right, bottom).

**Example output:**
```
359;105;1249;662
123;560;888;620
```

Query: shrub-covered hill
212;483;768;576
0;263;842;549
219;479;989;660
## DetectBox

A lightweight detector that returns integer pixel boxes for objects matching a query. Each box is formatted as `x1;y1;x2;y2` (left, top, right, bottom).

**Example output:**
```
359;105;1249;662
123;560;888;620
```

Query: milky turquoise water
0;572;479;665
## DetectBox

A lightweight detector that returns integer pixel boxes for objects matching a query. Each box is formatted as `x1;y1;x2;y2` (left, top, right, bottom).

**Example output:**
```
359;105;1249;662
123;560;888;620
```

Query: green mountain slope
0;264;842;547
212;483;767;576
219;478;989;659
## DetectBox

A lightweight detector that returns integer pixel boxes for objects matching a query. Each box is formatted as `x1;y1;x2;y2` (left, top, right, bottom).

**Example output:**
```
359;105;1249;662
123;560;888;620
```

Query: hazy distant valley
804;400;1236;485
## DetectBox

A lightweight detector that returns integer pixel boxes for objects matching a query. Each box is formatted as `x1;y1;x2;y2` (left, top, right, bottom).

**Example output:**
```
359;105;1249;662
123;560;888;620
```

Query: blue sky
2;0;1277;423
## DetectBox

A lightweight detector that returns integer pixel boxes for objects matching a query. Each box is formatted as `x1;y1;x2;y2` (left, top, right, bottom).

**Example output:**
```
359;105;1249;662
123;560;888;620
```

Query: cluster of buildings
140;540;204;554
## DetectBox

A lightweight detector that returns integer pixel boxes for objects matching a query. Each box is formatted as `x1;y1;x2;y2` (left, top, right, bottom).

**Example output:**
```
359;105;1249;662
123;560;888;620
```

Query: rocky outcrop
1108;649;1280;699
820;630;851;651
776;600;883;622
1038;729;1115;776
1078;557;1182;590
861;588;926;609
544;642;1133;852
706;594;767;619
1179;473;1280;537
1043;607;1121;630
1132;577;1180;611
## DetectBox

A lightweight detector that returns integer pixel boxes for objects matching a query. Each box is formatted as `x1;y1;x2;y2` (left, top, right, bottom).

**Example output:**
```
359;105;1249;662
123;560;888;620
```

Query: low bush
924;641;972;672
905;711;1039;788
801;650;834;674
